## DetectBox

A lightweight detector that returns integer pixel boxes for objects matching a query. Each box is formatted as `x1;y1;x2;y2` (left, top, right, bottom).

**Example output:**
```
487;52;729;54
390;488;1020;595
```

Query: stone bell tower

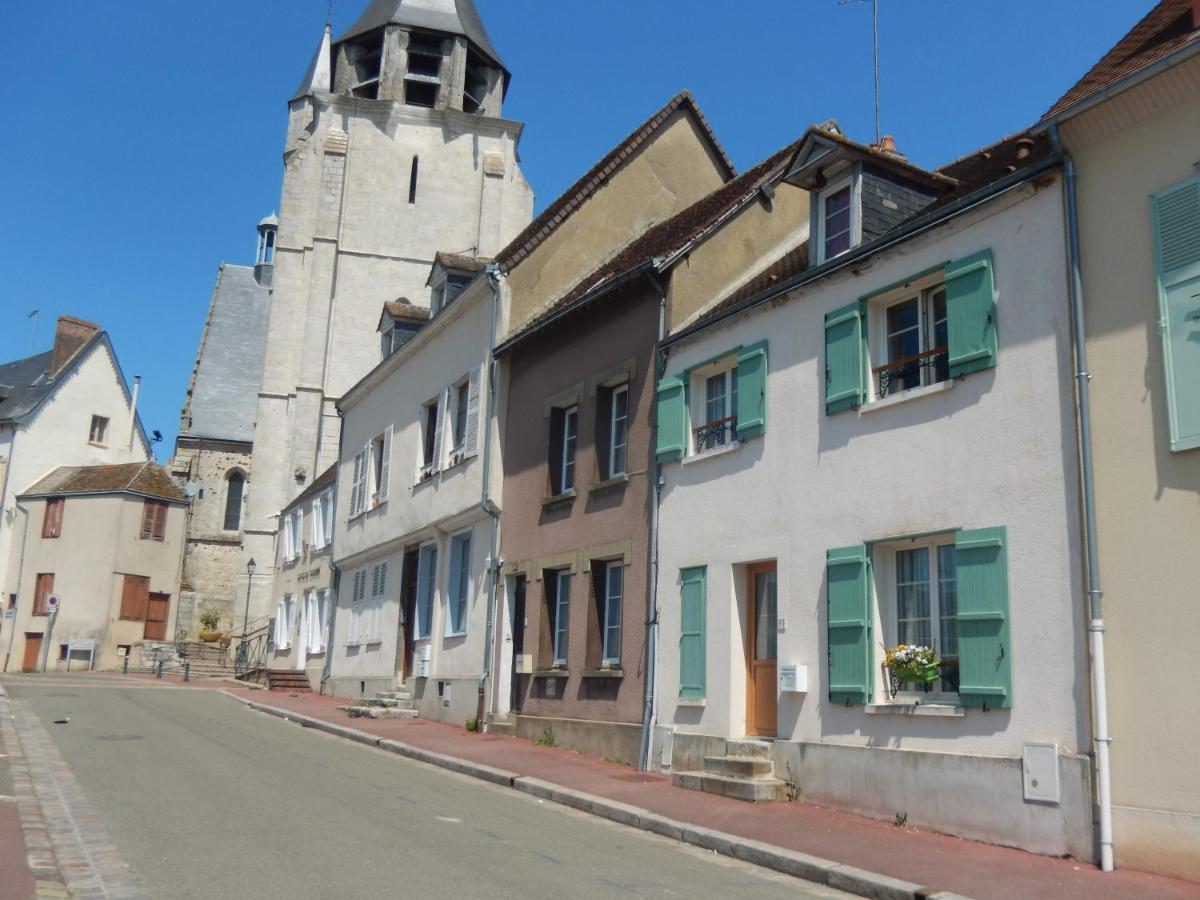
242;0;534;618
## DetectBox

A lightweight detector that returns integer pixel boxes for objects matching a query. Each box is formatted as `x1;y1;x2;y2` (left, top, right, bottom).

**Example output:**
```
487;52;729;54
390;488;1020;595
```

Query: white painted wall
656;181;1089;759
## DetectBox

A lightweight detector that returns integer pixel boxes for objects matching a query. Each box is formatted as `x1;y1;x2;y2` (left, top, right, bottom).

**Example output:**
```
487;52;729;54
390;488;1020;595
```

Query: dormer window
405;37;442;108
431;272;474;316
815;176;859;264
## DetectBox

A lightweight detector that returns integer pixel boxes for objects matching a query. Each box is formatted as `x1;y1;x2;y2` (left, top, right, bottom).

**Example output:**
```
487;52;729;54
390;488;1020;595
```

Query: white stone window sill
444;630;467;639
676;698;707;708
859;379;954;414
865;702;965;718
682;440;742;466
344;641;362;648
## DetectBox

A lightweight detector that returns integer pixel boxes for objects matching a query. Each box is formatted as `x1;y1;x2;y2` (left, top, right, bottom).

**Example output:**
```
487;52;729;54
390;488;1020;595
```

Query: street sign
3;610;14;619
46;594;60;611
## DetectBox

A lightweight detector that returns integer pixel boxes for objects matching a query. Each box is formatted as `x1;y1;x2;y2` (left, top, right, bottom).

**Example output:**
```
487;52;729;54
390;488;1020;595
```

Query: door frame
745;562;778;738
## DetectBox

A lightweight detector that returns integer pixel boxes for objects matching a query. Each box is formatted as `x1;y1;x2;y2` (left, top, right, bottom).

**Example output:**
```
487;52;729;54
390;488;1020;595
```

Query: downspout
2;503;31;673
1050;124;1113;872
477;263;503;731
638;271;667;772
320;411;346;693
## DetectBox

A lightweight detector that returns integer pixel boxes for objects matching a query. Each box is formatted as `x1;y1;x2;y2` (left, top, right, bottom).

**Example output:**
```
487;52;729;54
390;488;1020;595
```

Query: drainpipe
477;263;503;731
2;503;31;673
1050;124;1114;872
638;271;667;771
320;409;346;693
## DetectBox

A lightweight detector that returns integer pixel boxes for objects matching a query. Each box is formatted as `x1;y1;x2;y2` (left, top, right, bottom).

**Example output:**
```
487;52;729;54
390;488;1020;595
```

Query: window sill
364;639;382;647
442;452;470;473
444;630;467;639
88;441;108;449
533;669;570;679
588;474;629;494
865;702;965;718
541;489;577;508
682;440;742;466
581;667;623;679
344;641;362;648
860;379;954;414
677;697;706;708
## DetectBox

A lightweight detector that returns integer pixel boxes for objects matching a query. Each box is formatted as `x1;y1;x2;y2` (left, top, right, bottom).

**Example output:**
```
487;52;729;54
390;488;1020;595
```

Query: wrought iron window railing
872;347;949;398
693;416;737;452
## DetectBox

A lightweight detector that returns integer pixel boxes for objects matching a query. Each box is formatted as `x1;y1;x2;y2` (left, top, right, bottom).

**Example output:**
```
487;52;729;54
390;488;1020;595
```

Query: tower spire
291;18;333;101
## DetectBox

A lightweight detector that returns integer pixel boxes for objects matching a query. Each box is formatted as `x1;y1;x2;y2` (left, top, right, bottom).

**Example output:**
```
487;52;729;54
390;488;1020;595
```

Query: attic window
463;53;490;114
347;34;383;99
431;272;474;316
820;181;853;261
405;38;442;108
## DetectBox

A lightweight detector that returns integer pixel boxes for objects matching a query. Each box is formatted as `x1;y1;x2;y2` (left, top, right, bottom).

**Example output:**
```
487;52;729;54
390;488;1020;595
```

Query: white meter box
1022;742;1060;804
778;664;808;693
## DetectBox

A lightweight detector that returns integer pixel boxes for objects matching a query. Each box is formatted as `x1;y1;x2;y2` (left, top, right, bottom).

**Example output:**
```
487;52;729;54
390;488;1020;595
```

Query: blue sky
0;0;1148;455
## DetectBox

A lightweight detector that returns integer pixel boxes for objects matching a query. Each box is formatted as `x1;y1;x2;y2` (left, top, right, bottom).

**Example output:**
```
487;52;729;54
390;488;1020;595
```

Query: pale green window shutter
735;340;768;439
826;545;871;703
955;526;1011;709
824;301;866;414
656;375;687;462
679;566;707;699
945;248;998;377
1151;176;1200;452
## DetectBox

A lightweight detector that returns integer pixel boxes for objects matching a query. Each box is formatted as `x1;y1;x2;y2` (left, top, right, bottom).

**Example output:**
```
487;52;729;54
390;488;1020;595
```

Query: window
873;285;949;398
404;38;442;107
422;397;441;475
599;561;622;666
282;507;303;562
89;415;109;445
607;385;629;478
33;573;55;616
307;588;329;653
223;472;245;531
119;574;149;620
446;531;471;635
311;490;333;550
817;179;856;263
549;405;578;495
881;539;959;696
695;364;738;452
452;377;470;452
370;429;390;506
547;570;571;666
274;596;293;650
414;543;437;640
140;500;168;541
42;499;64;539
350;448;368;516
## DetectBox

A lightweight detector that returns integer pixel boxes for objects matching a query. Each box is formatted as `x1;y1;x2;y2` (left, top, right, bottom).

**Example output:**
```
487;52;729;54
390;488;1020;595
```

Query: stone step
672;770;790;803
702;755;774;778
725;738;773;759
376;691;412;701
342;706;419;720
371;697;416;709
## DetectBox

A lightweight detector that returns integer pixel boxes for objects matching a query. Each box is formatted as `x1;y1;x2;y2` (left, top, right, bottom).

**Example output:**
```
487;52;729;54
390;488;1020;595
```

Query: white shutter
431;392;446;471
350;451;364;516
322;492;333;545
310;498;322;549
464;365;483;458
317;589;329;652
378;427;392;500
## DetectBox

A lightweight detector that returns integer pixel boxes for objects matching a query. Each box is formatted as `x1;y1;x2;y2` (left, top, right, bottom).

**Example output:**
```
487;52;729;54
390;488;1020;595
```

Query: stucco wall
268;484;333;687
1062;60;1200;880
654;182;1088;853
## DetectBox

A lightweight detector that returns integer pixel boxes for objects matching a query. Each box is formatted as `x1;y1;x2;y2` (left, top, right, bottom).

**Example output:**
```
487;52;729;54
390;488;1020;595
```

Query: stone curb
220;691;963;900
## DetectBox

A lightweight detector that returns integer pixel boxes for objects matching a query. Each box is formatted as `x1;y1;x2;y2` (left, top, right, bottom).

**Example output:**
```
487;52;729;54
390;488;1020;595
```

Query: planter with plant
198;610;224;643
882;644;941;699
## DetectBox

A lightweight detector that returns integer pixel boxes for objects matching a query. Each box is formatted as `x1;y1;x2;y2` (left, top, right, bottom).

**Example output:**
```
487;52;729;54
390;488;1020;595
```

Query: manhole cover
95;735;144;741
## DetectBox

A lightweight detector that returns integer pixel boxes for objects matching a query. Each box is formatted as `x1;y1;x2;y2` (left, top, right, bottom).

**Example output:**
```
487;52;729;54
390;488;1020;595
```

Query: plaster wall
1061;61;1200;880
267;489;333;689
655;183;1088;851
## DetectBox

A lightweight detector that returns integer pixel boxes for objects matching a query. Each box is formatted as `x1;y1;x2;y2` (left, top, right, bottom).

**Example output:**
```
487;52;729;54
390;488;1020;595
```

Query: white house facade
329;271;504;726
653;132;1094;859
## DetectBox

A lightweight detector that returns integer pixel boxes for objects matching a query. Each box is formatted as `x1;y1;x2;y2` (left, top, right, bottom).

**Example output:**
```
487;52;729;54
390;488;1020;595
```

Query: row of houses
255;0;1199;881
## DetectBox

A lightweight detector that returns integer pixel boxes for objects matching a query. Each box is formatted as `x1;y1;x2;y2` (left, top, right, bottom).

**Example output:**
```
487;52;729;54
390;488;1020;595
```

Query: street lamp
236;558;256;674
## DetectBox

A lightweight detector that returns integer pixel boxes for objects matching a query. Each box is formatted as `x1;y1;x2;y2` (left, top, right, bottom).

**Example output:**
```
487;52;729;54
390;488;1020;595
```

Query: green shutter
826;545;872;704
735;340;768;440
824;301;866;414
679;566;707;699
655;375;687;462
1150;176;1200;452
945;248;998;377
954;527;1011;709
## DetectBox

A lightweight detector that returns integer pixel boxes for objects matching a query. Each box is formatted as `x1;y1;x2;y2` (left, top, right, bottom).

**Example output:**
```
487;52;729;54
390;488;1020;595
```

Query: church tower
242;0;534;616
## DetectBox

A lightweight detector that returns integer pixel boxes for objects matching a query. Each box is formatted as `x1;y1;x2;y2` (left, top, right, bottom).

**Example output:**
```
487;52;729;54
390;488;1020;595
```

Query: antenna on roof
27;308;38;353
839;0;881;146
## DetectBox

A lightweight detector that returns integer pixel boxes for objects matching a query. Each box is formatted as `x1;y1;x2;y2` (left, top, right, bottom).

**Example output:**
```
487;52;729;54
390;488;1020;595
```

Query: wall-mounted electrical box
1023;742;1059;804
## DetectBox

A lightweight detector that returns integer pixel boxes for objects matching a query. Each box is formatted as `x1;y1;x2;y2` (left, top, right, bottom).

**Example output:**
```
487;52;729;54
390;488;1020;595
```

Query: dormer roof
782;122;956;192
336;0;506;71
425;252;489;287
378;298;431;332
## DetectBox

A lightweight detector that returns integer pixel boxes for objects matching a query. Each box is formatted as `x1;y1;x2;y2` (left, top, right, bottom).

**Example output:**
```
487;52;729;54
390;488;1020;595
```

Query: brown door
399;549;420;680
144;593;170;641
22;633;43;673
746;564;778;737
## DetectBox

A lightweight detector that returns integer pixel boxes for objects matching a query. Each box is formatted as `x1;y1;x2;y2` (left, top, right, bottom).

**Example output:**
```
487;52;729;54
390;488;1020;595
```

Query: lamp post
236;558;256;673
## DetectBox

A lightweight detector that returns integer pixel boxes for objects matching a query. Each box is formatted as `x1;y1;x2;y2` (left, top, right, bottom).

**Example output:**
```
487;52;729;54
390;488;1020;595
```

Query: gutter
1049;124;1114;873
478;262;503;730
662;154;1062;349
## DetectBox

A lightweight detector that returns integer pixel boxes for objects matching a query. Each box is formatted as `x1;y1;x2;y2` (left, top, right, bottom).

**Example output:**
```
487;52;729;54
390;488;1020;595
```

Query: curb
220;691;966;900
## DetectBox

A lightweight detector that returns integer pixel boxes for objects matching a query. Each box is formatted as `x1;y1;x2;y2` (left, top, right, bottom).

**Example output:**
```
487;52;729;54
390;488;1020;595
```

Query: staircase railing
233;622;272;679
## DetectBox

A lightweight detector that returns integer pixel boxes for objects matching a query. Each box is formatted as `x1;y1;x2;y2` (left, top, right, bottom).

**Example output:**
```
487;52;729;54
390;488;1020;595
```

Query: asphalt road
5;681;849;900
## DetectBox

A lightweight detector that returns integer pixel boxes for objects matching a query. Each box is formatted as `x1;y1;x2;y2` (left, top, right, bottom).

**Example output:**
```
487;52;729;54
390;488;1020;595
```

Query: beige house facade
3;463;186;673
1043;0;1200;880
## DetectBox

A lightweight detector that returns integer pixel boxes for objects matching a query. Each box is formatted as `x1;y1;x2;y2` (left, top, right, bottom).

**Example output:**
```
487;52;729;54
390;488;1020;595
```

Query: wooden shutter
152;502;167;541
826;545;872;704
678;567;707;699
735;340;768;439
464;365;483;457
378;427;392;501
120;575;150;621
141;501;155;539
43;499;63;538
824;301;866;414
655;375;687;462
595;386;613;479
945;248;998;378
1151;176;1200;452
548;407;565;494
955;527;1012;709
34;573;54;615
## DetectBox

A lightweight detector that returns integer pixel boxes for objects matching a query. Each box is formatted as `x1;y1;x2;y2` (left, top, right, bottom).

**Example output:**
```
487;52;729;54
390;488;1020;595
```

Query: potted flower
883;644;941;698
198;610;224;643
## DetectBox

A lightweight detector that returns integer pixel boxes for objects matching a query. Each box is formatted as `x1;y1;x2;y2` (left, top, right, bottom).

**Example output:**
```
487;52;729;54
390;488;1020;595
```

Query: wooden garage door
144;593;170;641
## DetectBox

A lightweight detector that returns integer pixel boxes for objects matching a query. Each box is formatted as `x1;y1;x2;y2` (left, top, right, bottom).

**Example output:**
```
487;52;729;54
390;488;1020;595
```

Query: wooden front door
22;633;43;673
144;593;170;641
399;548;420;681
746;564;778;737
510;576;527;714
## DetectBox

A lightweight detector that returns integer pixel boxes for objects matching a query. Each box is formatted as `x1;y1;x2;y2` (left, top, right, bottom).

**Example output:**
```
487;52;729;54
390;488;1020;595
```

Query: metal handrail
233;630;272;678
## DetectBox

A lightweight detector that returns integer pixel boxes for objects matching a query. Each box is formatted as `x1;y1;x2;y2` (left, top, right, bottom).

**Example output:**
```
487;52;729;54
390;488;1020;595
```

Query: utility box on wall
779;664;808;693
514;653;533;674
414;643;432;678
1022;743;1059;803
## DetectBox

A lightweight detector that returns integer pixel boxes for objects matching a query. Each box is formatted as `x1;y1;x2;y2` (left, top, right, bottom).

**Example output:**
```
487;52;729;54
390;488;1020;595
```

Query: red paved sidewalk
208;683;1198;900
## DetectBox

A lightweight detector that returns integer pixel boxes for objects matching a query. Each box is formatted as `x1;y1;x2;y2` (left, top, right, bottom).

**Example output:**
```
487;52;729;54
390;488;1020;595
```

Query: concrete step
702;755;774;778
342;706;419;720
672;770;790;802
376;691;412;701
724;738;773;759
371;697;416;709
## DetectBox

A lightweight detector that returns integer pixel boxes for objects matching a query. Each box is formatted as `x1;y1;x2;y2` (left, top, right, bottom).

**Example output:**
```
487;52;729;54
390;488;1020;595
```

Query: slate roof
0;349;56;422
20;462;186;503
1044;0;1199;118
181;264;270;444
495;91;737;273
337;0;507;71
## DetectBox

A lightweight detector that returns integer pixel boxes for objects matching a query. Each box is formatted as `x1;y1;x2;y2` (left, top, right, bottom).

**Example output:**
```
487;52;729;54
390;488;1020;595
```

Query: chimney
873;134;903;158
50;316;101;377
